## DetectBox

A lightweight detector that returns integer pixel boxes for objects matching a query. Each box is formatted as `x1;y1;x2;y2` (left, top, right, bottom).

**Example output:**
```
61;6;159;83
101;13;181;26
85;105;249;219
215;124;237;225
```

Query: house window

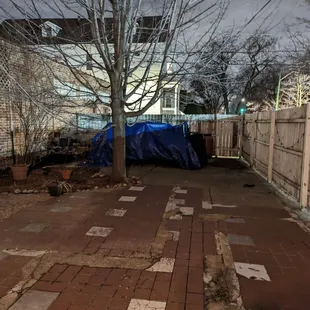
86;54;93;70
45;26;52;37
166;62;173;74
40;21;61;38
98;91;110;104
162;89;175;108
80;86;95;101
54;80;76;97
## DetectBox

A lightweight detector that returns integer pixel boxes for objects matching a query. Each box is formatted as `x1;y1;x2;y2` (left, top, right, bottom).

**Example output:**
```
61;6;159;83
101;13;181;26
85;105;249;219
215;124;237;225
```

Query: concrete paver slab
129;186;145;191
119;196;137;202
146;258;175;273
169;230;180;241
169;214;182;220
106;209;127;217
180;207;194;216
20;223;48;233
127;299;166;310
174;189;187;194
3;249;46;257
86;226;113;237
9;290;59;310
228;234;255;246
225;218;245;223
234;262;271;281
50;206;72;213
174;198;185;205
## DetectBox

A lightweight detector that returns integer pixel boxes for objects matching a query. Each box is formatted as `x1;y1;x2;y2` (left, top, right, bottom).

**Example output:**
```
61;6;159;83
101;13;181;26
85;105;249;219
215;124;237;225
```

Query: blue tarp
88;121;201;169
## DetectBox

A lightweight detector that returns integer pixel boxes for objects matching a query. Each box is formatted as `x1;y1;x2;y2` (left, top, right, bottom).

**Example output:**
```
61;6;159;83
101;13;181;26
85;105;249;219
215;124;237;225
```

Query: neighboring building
0;38;110;157
0;17;183;115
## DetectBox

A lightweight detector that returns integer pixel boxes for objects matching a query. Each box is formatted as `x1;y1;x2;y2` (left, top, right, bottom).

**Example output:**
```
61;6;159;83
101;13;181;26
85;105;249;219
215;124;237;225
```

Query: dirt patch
0;193;50;221
0;166;128;194
209;159;247;170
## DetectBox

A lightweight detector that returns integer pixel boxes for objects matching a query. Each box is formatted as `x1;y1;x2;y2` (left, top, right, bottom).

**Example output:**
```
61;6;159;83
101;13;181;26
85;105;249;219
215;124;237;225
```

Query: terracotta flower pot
11;165;28;181
61;169;71;180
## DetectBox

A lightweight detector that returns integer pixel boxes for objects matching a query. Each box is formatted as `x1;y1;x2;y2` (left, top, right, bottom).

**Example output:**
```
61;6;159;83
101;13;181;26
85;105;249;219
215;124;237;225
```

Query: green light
240;108;246;115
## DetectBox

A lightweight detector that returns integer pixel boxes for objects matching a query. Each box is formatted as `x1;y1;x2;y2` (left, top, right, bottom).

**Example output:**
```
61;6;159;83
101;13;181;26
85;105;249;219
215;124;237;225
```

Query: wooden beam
215;119;219;158
250;113;258;167
267;111;276;182
238;116;244;158
300;104;310;208
256;118;305;124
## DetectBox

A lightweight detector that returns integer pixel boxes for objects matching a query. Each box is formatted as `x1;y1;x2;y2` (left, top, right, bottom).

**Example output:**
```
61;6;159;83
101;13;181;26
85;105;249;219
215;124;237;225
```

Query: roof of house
0;16;169;45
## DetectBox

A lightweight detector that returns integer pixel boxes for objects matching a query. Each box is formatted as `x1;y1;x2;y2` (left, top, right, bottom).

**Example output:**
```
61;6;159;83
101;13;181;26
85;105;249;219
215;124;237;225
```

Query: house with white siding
1;16;183;116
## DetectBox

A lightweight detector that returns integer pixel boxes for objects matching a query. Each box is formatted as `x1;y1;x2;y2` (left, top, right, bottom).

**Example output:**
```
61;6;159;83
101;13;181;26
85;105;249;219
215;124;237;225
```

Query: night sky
1;0;310;44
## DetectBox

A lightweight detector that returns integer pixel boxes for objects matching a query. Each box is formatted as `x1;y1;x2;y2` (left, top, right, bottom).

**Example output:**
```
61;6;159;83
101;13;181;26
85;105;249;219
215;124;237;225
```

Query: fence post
238;116;244;158
300;104;310;208
267;110;276;182
250;113;258;167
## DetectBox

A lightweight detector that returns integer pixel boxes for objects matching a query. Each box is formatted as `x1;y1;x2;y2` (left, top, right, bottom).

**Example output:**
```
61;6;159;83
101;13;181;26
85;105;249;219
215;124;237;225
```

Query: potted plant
46;181;72;197
11;163;28;181
60;169;72;180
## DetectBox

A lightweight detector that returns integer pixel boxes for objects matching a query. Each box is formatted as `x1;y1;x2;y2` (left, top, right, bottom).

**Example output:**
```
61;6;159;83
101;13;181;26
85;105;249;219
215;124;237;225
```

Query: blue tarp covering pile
88;121;201;169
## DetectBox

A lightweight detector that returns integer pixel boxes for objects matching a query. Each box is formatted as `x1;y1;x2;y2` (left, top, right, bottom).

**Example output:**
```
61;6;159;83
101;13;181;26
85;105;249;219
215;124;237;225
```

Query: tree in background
190;32;238;114
190;31;279;114
244;64;283;112
231;32;278;113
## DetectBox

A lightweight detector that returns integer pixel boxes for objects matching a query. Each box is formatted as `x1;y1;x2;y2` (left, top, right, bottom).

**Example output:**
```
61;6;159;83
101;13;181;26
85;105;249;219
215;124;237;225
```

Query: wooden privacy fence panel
216;117;242;157
242;105;310;208
191;117;242;157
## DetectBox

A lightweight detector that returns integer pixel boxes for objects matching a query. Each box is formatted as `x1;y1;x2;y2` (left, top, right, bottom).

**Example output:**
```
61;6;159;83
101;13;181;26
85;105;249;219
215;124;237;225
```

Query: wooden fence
190;117;242;157
77;113;243;158
242;105;310;208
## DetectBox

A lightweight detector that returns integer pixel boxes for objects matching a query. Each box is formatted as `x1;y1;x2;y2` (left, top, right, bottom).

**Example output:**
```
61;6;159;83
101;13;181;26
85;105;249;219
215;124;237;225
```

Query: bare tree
0;38;110;167
232;32;278;113
243;64;281;112
0;40;56;165
190;32;278;114
195;33;239;114
1;0;274;181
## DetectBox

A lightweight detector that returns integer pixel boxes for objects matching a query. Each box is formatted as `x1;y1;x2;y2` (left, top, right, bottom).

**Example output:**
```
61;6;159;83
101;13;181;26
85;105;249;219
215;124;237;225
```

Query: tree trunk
223;91;229;114
111;98;127;182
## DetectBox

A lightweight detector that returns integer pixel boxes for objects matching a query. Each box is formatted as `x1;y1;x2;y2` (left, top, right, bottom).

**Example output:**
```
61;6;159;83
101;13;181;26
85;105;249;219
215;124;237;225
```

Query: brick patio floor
1;161;310;309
